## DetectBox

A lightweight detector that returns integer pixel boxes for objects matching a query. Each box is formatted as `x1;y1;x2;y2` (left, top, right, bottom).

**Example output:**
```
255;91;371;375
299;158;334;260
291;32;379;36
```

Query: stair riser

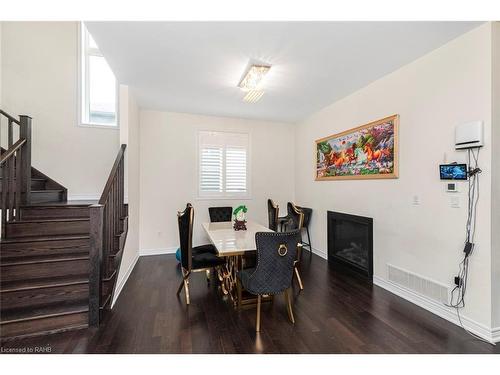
5;220;90;238
0;238;90;260
0;179;45;191
20;207;90;220
1;259;89;283
0;311;88;339
1;284;89;311
31;191;64;204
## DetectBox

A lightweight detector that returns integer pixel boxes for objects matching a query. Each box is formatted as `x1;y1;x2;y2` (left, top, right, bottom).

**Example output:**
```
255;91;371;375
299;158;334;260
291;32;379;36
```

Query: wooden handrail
89;144;127;327
0;109;21;125
0;138;26;166
99;144;127;205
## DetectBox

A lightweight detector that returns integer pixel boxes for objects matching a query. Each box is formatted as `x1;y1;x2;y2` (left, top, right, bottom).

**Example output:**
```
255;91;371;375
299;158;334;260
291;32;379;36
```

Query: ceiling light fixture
243;90;265;103
238;64;271;92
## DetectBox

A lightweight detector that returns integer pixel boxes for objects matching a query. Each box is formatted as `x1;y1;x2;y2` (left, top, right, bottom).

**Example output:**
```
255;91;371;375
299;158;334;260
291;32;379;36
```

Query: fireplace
327;211;373;279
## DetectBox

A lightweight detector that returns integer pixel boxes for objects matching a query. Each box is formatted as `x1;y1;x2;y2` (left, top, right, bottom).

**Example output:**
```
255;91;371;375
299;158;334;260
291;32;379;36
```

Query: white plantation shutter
199;147;223;193
225;147;247;193
199;131;249;198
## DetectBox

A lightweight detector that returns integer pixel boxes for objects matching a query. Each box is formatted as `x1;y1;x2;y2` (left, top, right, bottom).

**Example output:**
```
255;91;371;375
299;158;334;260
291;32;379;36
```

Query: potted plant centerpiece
233;205;248;231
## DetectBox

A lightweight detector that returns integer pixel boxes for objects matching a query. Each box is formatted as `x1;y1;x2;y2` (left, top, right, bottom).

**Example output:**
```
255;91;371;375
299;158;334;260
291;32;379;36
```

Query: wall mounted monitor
439;164;468;180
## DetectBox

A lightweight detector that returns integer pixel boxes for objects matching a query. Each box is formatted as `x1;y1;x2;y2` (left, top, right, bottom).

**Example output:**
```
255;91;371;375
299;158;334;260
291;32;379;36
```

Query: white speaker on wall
455;121;483;150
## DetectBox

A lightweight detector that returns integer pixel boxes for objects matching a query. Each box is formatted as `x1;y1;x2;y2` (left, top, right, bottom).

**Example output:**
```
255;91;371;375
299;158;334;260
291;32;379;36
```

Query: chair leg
306;227;312;254
176;268;188;295
176;279;185;295
294;266;304;290
184;278;190;305
237;278;243;310
256;295;262;332
284;288;295;324
177;269;191;305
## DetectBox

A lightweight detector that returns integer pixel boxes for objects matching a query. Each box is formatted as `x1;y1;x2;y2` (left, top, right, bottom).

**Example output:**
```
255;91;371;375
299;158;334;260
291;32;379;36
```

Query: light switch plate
450;196;460;208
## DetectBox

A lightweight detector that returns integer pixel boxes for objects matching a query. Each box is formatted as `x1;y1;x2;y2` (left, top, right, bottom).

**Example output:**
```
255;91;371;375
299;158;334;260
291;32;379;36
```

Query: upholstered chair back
177;203;194;270
243;231;301;295
286;202;304;230
297;206;312;228
267;199;279;231
208;207;233;222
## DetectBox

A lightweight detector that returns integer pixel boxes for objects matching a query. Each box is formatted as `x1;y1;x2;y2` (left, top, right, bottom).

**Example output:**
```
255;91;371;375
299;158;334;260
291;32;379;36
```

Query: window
198;131;250;199
80;23;117;127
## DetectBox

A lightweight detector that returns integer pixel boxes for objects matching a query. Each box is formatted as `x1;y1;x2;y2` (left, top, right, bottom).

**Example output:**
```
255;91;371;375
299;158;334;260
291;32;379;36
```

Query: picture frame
315;114;399;180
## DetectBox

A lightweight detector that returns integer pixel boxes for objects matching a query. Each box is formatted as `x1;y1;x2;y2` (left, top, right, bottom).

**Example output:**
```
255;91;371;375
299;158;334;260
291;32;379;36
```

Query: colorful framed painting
315;114;399;180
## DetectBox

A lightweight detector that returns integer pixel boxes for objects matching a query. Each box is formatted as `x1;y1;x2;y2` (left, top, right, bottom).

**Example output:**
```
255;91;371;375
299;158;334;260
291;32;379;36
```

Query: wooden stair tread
1;301;88;324
26;200;97;207
1;255;89;267
1;275;89;293
0;234;89;244
7;218;89;224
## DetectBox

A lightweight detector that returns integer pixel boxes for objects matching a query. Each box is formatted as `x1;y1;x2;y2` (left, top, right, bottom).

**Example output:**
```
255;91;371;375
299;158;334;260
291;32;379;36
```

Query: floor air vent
387;264;449;304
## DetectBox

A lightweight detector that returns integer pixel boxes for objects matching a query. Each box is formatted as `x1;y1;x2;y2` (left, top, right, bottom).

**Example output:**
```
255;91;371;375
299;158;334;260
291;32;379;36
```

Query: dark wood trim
99;144;126;205
88;204;104;327
0;109;21;125
19;115;32;205
0;139;26;166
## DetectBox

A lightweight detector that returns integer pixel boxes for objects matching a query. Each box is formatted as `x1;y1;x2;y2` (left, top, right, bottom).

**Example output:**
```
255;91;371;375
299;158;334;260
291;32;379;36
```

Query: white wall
114;85;140;304
139;110;295;253
294;24;493;329
0;21;3;107
491;22;500;330
1;22;119;198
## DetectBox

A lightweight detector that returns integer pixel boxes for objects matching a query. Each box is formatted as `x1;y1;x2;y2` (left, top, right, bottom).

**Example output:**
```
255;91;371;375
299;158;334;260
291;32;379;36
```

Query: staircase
0;110;128;341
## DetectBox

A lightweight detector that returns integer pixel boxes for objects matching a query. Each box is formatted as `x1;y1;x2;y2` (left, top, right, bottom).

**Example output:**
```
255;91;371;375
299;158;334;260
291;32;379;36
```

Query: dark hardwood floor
1;252;499;354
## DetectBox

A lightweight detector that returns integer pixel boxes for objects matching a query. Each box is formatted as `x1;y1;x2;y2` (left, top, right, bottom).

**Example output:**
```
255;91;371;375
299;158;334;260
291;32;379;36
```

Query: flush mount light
243;90;265;103
238;64;271;92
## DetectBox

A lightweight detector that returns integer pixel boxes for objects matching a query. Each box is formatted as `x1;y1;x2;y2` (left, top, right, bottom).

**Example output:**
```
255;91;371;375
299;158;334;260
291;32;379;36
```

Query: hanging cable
445;147;490;344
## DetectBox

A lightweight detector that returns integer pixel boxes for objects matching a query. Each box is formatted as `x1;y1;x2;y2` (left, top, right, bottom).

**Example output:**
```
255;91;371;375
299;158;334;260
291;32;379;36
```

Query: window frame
197;130;252;200
77;22;119;130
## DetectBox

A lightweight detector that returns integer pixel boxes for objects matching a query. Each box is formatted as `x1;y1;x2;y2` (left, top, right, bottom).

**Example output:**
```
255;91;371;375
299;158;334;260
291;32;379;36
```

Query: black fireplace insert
327;211;373;279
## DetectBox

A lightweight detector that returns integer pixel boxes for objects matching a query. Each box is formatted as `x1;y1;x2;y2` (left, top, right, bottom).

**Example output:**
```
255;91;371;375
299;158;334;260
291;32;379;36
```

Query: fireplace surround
327;211;373;279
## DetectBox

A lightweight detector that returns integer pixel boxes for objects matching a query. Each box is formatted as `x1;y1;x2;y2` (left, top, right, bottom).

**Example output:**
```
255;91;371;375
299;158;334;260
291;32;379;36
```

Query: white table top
202;221;273;256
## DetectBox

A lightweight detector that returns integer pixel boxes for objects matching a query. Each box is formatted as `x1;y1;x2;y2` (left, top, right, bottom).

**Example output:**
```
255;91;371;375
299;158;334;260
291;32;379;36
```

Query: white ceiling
86;21;481;123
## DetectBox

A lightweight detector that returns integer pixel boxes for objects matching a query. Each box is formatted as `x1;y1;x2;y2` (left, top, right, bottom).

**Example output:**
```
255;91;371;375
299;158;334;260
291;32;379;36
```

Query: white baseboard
492;326;500;343
139;247;177;256
111;252;139;308
310;246;327;260
373;276;498;344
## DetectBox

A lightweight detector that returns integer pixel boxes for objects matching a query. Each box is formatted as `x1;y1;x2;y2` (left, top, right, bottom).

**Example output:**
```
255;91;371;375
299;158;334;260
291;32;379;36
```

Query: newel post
19;115;32;205
89;204;104;327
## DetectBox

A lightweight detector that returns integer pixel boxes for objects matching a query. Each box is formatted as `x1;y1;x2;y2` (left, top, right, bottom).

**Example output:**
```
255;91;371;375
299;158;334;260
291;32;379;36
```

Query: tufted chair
176;203;225;305
236;230;302;332
267;199;279;231
208;206;233;222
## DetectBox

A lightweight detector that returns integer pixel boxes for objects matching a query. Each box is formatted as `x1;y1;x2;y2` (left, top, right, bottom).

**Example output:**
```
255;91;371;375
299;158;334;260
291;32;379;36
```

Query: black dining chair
296;206;313;252
267;199;279;231
208;206;233;222
236;230;302;332
281;202;305;290
176;203;225;305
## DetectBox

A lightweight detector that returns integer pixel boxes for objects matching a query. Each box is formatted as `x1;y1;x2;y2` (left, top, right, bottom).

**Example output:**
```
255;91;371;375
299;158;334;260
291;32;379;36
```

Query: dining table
202;220;273;306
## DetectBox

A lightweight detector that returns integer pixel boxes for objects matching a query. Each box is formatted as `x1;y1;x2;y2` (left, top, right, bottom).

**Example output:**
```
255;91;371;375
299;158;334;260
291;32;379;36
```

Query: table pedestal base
218;254;272;307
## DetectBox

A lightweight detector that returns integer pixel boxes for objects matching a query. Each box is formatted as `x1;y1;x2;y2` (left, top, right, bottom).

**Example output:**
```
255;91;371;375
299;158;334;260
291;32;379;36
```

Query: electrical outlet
450;196;460;208
412;195;420;206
